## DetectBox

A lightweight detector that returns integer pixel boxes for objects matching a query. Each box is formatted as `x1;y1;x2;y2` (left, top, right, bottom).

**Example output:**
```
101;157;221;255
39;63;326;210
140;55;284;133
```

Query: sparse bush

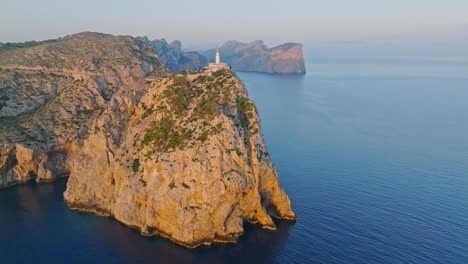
197;130;209;143
212;70;225;78
172;76;188;87
143;117;192;151
194;98;218;119
132;159;140;172
139;178;147;187
169;181;176;189
237;96;254;113
142;103;155;119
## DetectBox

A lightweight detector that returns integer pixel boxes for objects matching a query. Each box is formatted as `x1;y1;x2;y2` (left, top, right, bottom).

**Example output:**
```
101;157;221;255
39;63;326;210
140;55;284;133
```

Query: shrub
142;103;155;119
197;130;209;143
212;70;225;78
143;117;192;151
194;98;218;119
172;76;188;87
237;96;255;129
132;159;140;172
139;178;147;187
169;181;176;189
163;80;200;116
194;75;207;83
237;96;254;113
77;109;95;116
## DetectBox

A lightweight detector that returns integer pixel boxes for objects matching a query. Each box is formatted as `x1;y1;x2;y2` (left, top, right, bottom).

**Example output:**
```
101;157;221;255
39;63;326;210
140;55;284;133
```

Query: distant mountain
137;37;208;72
202;40;306;74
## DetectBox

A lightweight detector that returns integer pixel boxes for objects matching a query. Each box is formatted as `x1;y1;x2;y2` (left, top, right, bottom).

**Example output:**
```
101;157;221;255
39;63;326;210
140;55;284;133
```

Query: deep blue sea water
1;60;468;263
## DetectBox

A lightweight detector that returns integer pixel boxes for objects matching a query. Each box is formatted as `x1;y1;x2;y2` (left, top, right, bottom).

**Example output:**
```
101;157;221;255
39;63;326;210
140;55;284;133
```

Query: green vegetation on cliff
143;70;241;153
143;117;193;152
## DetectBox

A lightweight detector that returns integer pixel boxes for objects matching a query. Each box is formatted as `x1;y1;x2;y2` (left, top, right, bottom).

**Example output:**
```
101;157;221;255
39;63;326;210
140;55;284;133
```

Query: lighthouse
215;49;221;64
207;48;230;71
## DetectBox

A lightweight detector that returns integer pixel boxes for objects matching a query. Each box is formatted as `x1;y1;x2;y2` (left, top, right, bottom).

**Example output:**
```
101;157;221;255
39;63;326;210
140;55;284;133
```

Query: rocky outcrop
137;37;208;72
0;32;295;248
64;69;295;247
0;32;168;187
202;40;306;74
0;144;67;187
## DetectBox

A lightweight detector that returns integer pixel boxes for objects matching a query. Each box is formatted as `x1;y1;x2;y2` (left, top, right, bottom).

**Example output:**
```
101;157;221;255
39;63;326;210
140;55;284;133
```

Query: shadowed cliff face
64;69;295;247
0;32;294;248
203;40;306;74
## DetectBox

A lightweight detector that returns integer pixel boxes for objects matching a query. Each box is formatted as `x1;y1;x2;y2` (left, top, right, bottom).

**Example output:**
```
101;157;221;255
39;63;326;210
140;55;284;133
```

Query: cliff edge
0;32;295;248
0;32;167;187
64;68;295;247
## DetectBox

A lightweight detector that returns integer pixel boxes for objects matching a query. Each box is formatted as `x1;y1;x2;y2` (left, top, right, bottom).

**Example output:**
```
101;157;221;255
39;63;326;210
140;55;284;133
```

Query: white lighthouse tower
207;48;230;71
215;49;221;64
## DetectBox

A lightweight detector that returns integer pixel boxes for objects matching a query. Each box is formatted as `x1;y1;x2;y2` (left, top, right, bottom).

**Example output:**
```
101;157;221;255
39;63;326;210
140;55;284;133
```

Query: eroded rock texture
0;32;167;186
0;32;295;248
64;69;295;247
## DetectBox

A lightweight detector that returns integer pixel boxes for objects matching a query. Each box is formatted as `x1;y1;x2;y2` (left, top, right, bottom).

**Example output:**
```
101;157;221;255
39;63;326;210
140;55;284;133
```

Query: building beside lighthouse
207;49;230;71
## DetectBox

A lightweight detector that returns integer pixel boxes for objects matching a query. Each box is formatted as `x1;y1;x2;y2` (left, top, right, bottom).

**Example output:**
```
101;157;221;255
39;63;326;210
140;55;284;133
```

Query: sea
1;59;468;263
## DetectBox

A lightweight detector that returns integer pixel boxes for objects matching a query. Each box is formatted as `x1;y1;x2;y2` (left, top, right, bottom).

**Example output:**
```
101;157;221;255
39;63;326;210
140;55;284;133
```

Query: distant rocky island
136;37;208;72
203;40;306;74
133;37;306;74
0;32;295;248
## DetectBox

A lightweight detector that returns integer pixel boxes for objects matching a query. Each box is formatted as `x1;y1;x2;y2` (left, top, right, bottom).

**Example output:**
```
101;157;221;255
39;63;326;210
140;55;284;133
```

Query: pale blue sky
1;0;468;58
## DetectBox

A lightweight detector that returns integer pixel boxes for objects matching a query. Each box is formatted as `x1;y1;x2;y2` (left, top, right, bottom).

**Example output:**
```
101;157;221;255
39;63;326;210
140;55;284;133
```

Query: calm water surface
1;61;468;263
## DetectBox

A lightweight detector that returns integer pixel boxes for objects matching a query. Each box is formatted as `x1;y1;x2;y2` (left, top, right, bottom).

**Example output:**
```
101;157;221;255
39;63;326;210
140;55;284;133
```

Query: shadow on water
0;179;65;227
0;178;293;264
91;216;293;264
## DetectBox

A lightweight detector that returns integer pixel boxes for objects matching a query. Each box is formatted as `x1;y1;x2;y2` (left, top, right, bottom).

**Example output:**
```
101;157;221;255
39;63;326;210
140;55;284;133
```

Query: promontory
0;32;295;247
203;40;306;74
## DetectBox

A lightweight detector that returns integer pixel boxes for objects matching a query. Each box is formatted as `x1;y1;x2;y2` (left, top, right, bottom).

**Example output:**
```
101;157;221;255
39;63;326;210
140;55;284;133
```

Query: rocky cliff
64;69;295;247
202;40;306;74
0;32;167;187
0;32;295;247
137;37;208;72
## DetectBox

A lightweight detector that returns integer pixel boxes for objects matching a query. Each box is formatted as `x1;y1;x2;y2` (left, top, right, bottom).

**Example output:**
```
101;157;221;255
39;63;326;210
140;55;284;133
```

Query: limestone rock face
64;69;295;247
0;144;68;187
0;32;167;187
202;40;306;74
0;32;295;248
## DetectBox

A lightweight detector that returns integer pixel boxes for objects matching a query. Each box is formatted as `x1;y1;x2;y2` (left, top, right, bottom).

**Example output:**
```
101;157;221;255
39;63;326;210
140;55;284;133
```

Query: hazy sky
1;0;468;58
